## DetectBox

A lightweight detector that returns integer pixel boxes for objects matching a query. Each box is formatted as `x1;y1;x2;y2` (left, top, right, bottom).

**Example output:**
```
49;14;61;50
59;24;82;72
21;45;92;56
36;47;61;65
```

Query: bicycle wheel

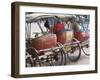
81;44;90;56
26;52;33;67
51;43;67;66
26;47;41;67
67;43;81;62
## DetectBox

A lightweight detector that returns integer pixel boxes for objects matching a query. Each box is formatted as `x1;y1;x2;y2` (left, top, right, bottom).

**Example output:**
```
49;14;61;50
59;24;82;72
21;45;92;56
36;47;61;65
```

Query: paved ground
66;47;90;65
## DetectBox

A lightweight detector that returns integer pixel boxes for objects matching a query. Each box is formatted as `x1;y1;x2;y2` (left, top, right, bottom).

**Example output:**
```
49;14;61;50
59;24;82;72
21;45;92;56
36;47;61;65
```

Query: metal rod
37;21;44;34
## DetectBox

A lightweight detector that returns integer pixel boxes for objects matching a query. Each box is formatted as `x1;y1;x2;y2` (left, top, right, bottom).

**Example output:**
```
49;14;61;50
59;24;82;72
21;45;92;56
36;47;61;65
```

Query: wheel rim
67;43;81;61
51;42;66;66
26;48;41;67
81;45;90;56
26;53;33;67
51;49;64;66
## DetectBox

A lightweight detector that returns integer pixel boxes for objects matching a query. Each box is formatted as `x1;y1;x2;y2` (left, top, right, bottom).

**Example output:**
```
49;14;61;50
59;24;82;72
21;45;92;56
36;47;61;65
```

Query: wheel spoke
26;48;41;67
67;43;81;61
